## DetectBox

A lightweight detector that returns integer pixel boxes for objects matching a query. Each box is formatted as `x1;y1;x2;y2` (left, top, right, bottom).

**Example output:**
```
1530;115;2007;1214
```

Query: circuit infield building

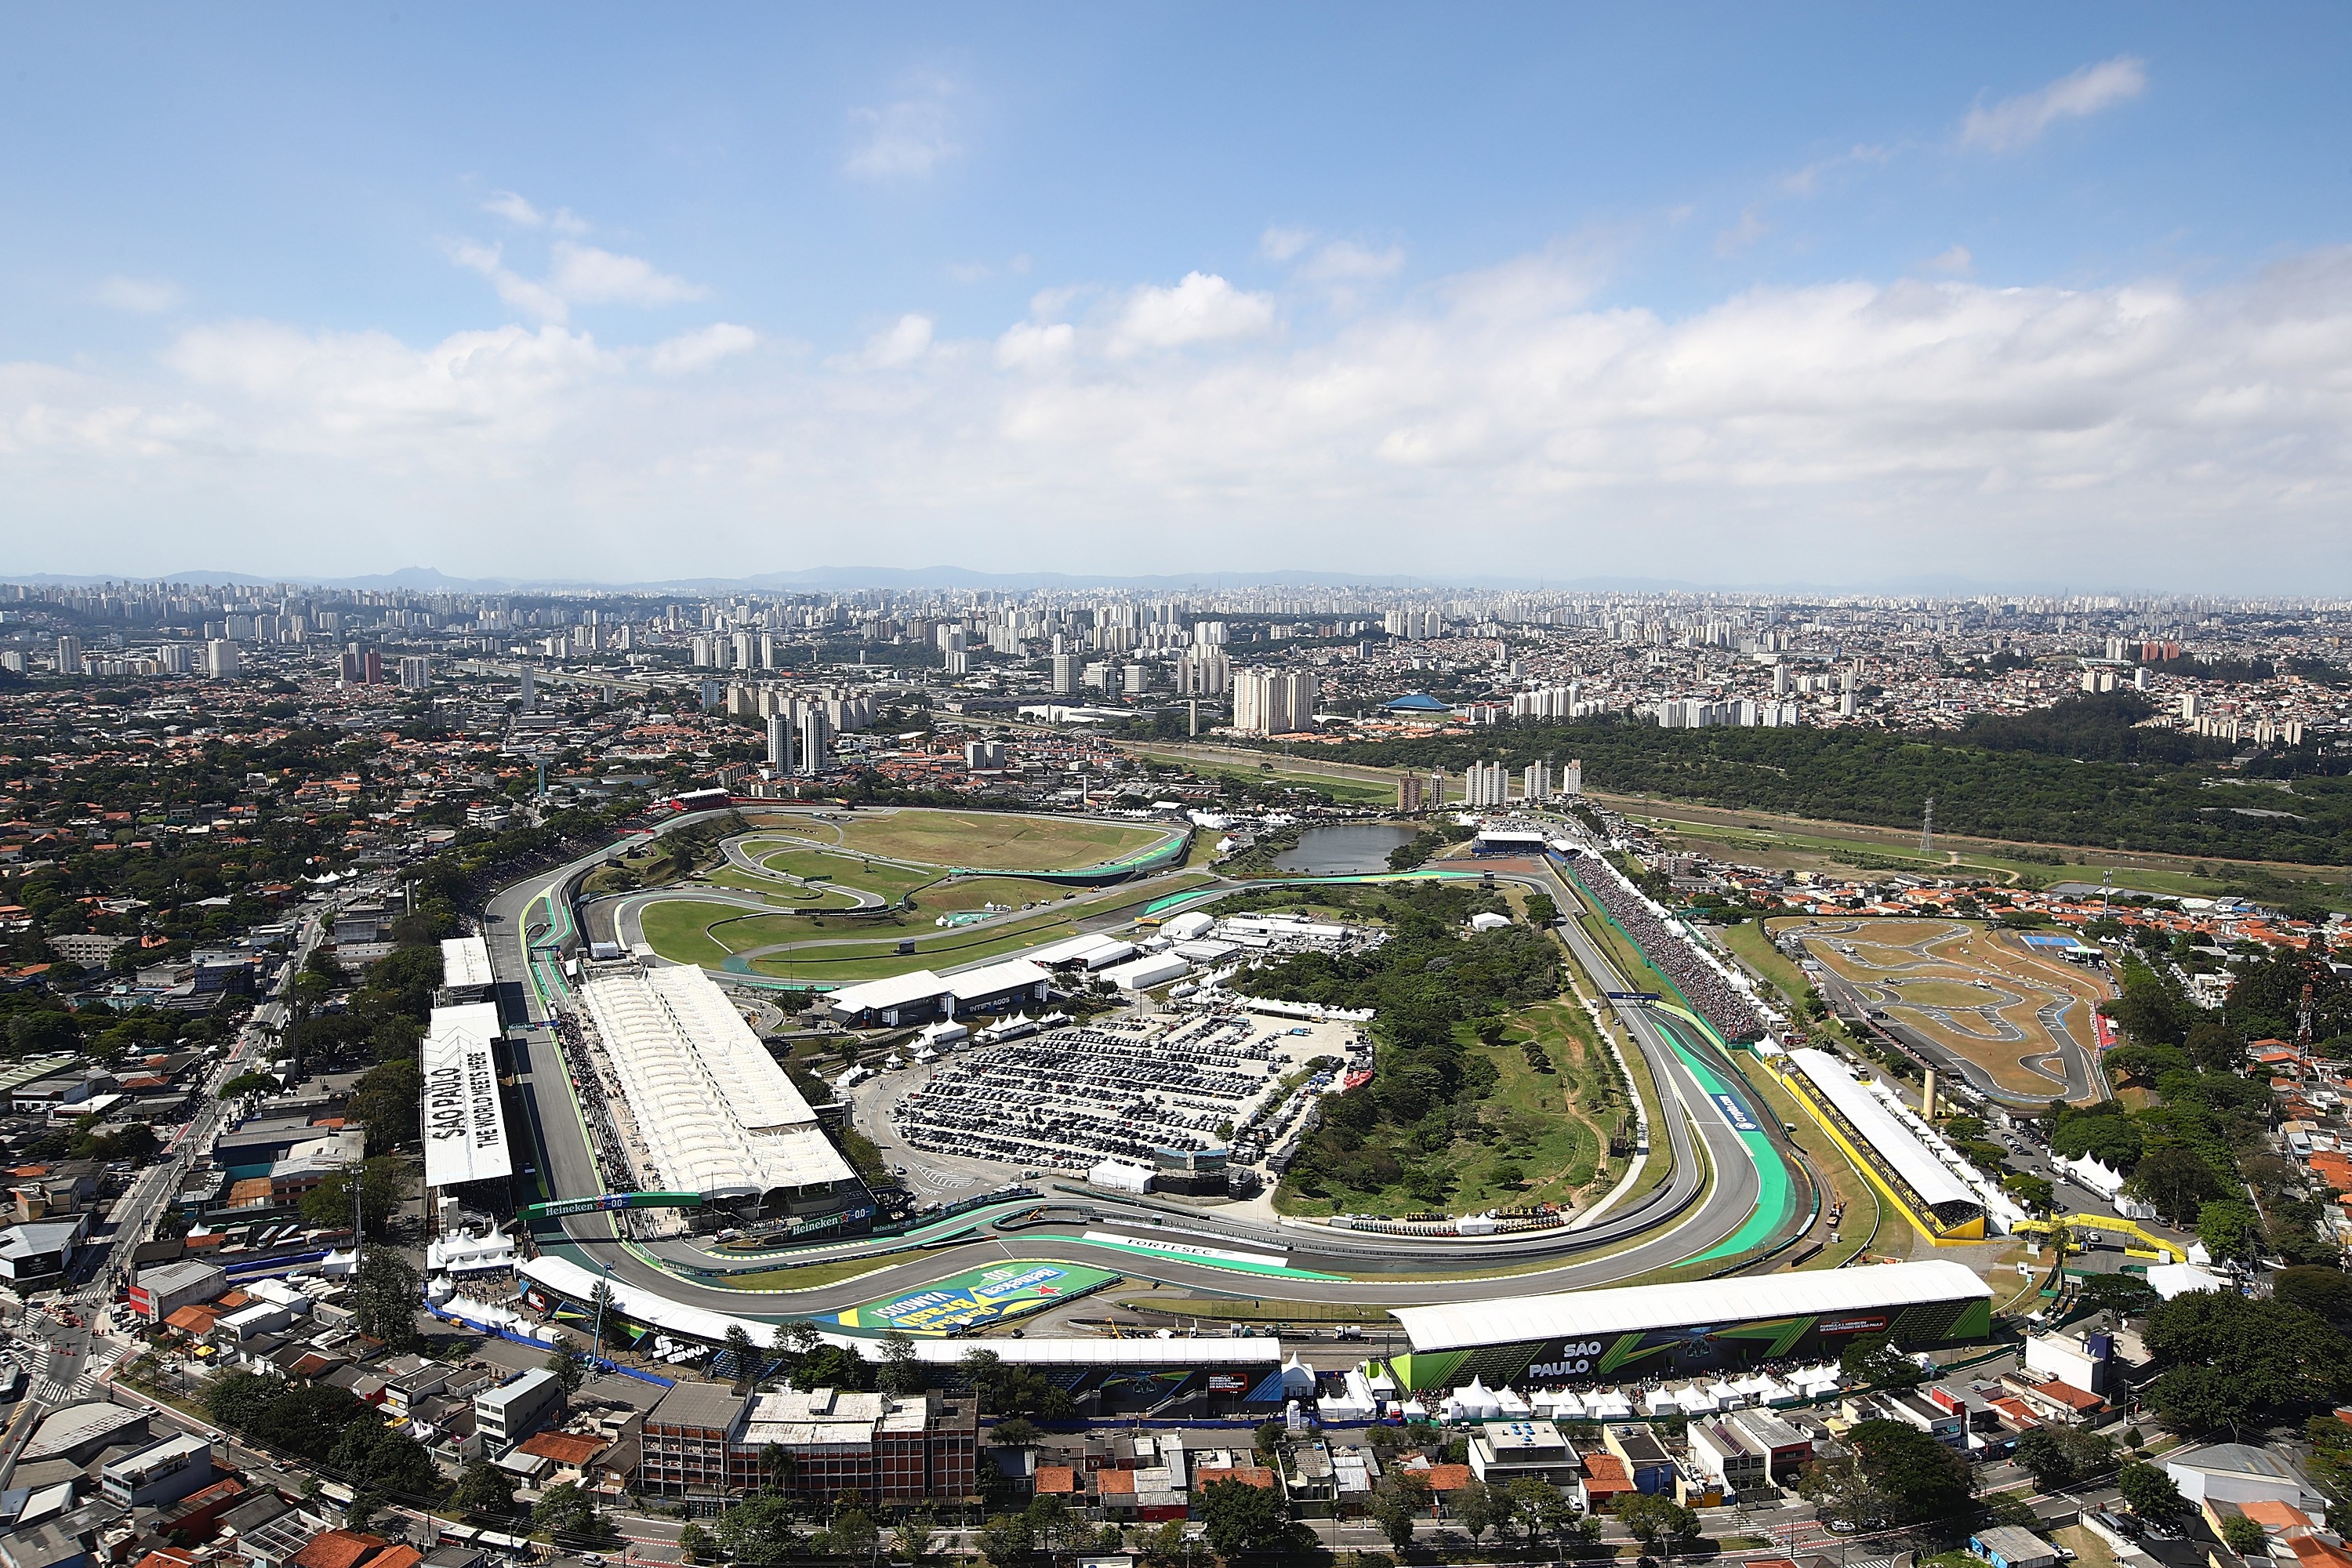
1384;1260;1994;1391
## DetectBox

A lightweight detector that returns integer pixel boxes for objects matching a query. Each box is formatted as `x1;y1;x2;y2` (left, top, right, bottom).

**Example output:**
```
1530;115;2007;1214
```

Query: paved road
485;814;1787;1324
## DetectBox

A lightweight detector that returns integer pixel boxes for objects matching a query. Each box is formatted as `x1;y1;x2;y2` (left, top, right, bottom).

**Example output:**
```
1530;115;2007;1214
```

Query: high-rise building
1397;773;1425;813
1464;760;1510;808
767;713;793;773
1051;653;1076;695
1232;670;1316;735
203;640;240;680
156;644;191;675
1563;759;1582;797
798;710;830;776
1522;760;1552;800
54;634;82;675
398;655;432;691
1123;663;1148;695
517;665;536;713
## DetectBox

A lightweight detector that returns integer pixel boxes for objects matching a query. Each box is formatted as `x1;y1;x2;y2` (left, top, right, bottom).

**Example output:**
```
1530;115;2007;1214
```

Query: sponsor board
1817;1315;1889;1336
1080;1231;1289;1269
1709;1093;1759;1133
824;1261;1120;1334
1525;1340;1610;1379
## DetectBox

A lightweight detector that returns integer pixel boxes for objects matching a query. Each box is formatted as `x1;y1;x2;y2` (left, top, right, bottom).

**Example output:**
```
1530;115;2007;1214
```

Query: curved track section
481;819;1806;1330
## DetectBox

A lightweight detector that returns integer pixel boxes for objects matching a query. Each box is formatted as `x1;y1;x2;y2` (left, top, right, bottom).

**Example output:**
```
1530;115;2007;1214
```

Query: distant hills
5;563;2116;596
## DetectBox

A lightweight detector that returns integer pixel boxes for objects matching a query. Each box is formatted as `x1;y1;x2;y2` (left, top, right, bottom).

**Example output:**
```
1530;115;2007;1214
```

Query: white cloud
483;190;591;235
1109;272;1277;355
92;276;183;313
1779;143;1894;196
446;238;704;321
445;239;570;322
858;314;934;368
482;191;543;226
995;320;1073;371
1259;225;1316;262
1925;245;1974;275
13;243;2352;589
547;243;706;307
844;75;961;179
1961;56;2147;153
648;323;757;376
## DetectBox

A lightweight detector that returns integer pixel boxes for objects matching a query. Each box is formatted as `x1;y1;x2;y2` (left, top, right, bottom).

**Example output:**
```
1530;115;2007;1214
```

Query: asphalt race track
479;813;1807;1327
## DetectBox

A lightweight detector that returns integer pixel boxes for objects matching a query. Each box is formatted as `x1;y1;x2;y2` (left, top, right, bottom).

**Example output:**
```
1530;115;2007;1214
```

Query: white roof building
1391;1259;1991;1356
577;964;855;1207
440;935;495;1000
825;957;1052;1025
1788;1048;1984;1229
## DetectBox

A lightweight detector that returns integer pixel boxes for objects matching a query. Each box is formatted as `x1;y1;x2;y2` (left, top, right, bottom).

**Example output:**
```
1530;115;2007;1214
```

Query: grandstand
575;961;858;1216
1385;1259;1994;1390
1780;1047;1986;1240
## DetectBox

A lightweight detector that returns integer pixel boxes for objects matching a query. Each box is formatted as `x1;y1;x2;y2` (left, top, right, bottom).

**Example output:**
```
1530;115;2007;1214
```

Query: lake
1272;822;1420;875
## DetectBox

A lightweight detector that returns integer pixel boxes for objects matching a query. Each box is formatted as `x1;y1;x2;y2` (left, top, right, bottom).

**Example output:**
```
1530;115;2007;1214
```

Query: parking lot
880;1013;1350;1175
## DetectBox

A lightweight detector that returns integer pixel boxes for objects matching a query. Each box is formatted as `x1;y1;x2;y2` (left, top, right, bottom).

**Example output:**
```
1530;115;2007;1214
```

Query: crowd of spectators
1572;852;1768;1042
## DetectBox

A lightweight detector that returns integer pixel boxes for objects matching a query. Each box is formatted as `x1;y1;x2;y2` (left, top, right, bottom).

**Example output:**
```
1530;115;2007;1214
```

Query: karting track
1782;916;2108;1105
480;816;1811;1327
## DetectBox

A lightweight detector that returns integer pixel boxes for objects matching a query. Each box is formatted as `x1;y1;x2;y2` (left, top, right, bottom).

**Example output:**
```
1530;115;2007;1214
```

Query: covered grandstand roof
422;1002;511;1188
518;1254;1283;1365
1391;1259;1990;1353
576;964;854;1200
1788;1048;1978;1213
441;935;495;992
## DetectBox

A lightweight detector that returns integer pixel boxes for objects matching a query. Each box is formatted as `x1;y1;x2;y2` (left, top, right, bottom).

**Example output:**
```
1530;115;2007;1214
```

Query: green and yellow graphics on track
821;1261;1121;1334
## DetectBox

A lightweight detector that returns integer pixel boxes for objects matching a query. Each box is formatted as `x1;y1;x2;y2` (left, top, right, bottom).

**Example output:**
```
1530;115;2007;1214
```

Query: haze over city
7;5;2352;590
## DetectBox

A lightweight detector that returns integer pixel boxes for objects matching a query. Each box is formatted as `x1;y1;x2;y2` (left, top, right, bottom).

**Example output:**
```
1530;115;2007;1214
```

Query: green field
633;869;1220;980
1276;1001;1616;1218
830;809;1170;870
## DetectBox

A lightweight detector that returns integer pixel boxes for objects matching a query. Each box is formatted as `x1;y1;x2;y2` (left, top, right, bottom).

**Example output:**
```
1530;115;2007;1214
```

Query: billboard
423;1003;512;1188
822;1261;1120;1334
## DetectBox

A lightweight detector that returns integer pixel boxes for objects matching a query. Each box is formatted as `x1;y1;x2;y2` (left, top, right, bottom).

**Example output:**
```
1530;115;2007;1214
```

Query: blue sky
5;4;2350;588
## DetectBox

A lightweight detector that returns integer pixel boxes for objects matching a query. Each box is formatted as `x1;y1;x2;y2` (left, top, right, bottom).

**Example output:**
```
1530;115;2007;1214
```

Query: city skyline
7;5;2352;589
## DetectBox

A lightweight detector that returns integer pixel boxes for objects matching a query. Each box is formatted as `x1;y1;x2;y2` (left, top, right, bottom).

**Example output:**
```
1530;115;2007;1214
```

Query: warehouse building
577;963;858;1217
1780;1047;1987;1240
825;958;1052;1027
1384;1259;1994;1390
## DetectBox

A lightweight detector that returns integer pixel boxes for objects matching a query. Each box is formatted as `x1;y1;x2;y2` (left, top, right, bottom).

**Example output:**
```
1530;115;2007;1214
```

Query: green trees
2129;1146;2225;1226
960;1346;1073;1418
1195;1478;1305;1559
1449;1477;1500;1544
1838;1338;1924;1390
2118;1461;2188;1523
2013;1428;2117;1490
2141;1291;2352;1430
298;1156;409;1237
452;1459;515;1521
1846;1418;1972;1523
2196;1199;2266;1267
717;1494;801;1565
532;1481;617;1547
1367;1471;1432;1554
544;1345;587;1401
2223;1515;2270;1554
326;1419;438;1497
350;1247;422;1351
725;1323;760;1390
877;1328;923;1394
1613;1494;1698;1553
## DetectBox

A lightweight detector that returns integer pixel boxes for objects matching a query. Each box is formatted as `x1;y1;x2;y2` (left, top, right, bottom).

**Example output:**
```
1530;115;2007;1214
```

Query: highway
483;810;1800;1328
